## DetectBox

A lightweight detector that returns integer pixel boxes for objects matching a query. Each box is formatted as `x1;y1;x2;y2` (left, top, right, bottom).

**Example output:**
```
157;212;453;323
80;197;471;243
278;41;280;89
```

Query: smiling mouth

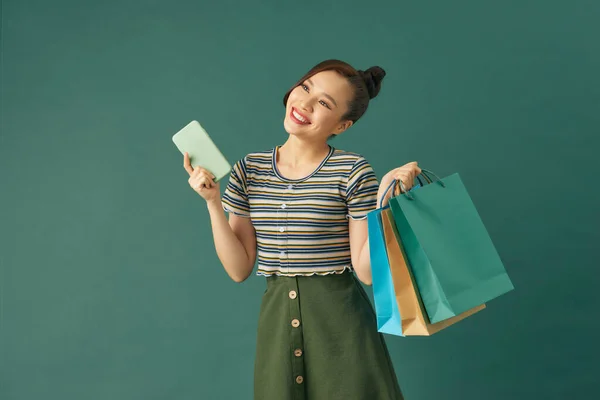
290;107;311;125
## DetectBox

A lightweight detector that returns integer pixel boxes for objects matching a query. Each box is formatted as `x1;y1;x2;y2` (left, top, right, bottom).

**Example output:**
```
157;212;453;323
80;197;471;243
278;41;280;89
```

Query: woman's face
283;70;354;141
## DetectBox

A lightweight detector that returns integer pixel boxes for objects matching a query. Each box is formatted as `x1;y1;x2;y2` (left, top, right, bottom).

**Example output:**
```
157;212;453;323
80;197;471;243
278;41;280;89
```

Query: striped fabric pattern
221;145;379;277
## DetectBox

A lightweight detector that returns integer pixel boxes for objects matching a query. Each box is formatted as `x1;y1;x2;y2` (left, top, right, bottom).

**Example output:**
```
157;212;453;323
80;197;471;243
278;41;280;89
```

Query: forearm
206;200;253;282
377;184;395;209
353;238;373;285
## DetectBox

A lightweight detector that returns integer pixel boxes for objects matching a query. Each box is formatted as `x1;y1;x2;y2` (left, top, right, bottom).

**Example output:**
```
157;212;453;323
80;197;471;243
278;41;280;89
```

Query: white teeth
293;110;308;123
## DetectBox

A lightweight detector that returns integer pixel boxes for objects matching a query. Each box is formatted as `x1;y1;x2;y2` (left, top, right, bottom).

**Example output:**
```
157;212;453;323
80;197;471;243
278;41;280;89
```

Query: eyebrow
306;78;338;107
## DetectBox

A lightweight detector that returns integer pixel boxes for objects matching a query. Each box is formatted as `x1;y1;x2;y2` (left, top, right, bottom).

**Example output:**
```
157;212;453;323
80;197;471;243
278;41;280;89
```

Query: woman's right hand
183;152;221;203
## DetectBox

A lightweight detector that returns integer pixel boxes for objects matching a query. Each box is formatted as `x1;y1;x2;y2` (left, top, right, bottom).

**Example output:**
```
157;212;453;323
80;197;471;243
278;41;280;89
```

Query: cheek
286;87;303;103
313;108;340;128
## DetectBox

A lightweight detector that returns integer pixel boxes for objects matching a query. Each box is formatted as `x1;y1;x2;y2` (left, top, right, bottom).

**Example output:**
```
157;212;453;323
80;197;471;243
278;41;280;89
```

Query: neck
278;136;331;167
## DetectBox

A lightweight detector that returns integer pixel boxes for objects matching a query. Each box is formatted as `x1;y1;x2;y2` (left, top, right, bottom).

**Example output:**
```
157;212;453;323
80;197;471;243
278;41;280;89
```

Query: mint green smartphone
172;120;232;182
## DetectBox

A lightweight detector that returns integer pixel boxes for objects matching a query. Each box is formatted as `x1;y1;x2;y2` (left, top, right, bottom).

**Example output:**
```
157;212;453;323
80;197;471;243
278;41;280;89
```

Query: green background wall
1;0;598;398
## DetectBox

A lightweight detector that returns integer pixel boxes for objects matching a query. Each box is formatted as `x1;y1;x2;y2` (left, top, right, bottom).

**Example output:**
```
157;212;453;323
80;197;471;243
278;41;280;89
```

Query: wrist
206;198;222;213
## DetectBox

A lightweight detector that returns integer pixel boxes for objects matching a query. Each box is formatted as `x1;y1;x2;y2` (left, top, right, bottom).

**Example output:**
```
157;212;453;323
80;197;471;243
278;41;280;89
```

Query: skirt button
291;319;300;328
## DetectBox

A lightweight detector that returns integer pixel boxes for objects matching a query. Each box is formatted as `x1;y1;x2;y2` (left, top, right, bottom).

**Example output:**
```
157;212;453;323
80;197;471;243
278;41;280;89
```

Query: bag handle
420;169;445;187
378;168;446;208
379;178;414;208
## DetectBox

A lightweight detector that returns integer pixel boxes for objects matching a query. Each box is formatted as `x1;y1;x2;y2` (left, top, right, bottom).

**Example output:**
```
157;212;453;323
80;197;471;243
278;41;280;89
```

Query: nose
298;98;314;113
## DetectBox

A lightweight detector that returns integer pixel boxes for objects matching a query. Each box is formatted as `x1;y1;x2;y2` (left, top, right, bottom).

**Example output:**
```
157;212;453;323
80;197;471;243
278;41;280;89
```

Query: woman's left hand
377;162;422;207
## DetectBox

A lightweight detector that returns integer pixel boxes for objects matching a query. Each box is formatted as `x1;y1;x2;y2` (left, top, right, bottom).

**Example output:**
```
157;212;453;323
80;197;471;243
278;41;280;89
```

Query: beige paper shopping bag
381;209;485;336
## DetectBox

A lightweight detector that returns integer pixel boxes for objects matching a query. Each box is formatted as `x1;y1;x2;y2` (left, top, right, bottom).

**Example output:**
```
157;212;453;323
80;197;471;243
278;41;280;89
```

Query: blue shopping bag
367;208;403;336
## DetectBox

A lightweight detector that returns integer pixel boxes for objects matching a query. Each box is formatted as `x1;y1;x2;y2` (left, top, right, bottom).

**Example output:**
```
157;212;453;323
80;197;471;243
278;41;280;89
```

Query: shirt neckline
271;145;335;183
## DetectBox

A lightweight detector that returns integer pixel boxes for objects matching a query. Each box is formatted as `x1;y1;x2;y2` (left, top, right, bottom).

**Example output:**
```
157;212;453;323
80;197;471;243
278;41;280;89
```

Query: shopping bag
367;208;403;336
381;208;485;335
367;179;426;336
388;169;514;324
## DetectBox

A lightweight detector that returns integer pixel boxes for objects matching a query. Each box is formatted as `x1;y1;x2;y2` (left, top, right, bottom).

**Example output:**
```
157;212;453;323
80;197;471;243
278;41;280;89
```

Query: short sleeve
221;157;251;218
346;156;379;220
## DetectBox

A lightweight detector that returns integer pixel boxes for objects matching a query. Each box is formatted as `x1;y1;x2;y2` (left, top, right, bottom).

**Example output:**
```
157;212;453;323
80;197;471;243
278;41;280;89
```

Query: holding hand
183;152;220;203
377;161;422;207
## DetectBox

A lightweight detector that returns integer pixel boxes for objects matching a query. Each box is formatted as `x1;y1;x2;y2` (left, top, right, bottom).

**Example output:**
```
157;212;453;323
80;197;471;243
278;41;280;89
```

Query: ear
333;120;353;135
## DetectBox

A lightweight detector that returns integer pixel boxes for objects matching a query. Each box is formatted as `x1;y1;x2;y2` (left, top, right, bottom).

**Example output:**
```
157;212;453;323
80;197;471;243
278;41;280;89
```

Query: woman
183;59;421;400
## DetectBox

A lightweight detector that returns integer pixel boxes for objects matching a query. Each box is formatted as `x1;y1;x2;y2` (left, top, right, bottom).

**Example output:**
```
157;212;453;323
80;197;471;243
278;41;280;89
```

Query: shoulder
231;148;274;179
235;148;273;165
327;148;375;177
328;148;372;168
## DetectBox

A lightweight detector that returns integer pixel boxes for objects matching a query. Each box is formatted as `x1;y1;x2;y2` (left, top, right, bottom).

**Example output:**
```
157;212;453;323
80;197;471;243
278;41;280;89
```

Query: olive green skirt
254;270;404;400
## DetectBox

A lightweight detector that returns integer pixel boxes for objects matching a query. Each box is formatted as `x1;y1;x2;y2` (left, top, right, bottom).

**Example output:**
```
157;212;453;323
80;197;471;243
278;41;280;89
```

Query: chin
283;116;302;136
283;107;317;137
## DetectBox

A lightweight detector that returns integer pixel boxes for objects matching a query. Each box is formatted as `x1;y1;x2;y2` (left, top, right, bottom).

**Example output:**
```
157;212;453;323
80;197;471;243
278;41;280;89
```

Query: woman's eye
319;100;330;109
301;84;309;92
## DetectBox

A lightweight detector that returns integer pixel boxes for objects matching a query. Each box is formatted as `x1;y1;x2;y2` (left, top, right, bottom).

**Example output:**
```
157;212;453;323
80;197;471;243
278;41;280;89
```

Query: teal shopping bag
367;208;403;336
388;170;514;324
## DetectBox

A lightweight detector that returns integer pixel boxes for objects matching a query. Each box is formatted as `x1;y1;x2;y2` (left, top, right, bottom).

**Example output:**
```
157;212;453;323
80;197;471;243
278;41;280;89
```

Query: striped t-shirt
221;145;379;277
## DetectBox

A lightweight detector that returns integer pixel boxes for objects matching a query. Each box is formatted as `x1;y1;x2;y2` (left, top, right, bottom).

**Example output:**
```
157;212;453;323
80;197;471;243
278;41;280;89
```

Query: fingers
393;162;419;173
191;165;214;178
183;152;194;175
394;173;412;191
403;162;421;177
393;162;421;191
198;176;211;190
184;154;217;178
189;174;206;190
188;169;216;191
202;175;216;189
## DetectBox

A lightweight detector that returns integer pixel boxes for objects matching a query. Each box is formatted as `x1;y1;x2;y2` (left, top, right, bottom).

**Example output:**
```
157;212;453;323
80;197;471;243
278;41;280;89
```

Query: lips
290;107;311;125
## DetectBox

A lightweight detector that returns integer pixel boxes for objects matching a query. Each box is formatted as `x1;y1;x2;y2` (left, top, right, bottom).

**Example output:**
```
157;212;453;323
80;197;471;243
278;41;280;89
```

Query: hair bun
359;66;386;99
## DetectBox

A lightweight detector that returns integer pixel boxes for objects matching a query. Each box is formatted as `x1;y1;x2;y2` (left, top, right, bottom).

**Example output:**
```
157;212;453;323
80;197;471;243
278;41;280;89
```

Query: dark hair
282;59;386;123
